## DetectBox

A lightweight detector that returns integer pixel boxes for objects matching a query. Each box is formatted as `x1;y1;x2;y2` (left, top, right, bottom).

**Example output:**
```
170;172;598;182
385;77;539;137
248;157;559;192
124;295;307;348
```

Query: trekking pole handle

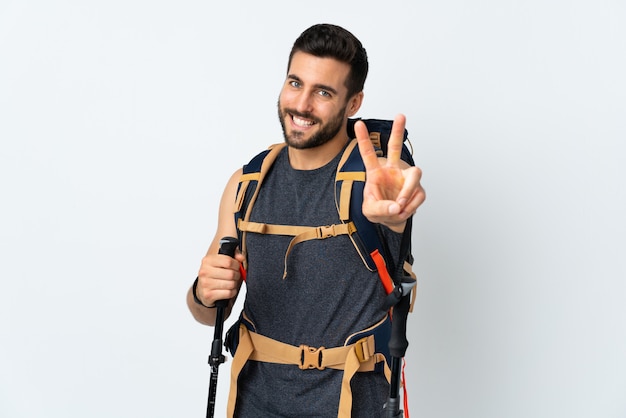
218;236;239;257
215;236;239;308
210;236;238;363
206;236;239;418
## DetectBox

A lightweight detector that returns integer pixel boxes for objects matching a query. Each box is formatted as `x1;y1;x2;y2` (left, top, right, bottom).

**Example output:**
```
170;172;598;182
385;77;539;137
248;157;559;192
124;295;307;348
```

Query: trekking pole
383;218;416;418
383;280;415;418
206;236;239;418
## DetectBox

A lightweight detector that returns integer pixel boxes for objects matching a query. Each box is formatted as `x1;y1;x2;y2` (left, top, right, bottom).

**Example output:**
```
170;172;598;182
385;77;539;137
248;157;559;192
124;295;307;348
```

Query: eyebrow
287;74;339;96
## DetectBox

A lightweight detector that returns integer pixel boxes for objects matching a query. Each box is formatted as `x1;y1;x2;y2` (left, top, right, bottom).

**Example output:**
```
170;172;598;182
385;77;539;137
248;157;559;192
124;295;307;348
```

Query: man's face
278;52;352;149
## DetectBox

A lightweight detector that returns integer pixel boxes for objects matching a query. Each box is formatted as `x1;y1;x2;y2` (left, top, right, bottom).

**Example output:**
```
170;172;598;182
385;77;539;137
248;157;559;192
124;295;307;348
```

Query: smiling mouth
291;114;316;128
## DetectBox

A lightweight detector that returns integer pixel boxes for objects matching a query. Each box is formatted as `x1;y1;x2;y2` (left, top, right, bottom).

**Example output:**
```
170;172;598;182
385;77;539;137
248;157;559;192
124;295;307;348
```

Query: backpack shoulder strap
234;143;286;267
338;118;415;294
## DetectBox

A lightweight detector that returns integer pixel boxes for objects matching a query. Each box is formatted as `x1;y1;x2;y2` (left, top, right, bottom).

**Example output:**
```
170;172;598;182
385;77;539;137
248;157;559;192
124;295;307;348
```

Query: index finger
355;120;380;171
386;114;407;165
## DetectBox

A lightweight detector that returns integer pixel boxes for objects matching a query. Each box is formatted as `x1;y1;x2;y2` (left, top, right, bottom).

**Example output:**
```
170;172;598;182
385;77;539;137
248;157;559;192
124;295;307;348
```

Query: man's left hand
355;113;426;232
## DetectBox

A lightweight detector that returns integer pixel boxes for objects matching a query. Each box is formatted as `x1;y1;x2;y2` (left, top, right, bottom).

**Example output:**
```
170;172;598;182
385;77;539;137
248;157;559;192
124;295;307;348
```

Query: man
187;23;425;417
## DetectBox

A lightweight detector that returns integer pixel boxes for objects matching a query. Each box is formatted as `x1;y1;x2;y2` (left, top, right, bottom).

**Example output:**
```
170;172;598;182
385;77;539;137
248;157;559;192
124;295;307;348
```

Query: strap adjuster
353;336;375;363
299;345;325;370
317;225;336;239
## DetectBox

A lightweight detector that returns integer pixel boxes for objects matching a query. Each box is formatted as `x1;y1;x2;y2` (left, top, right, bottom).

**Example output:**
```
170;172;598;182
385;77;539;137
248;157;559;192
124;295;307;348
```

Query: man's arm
186;168;245;326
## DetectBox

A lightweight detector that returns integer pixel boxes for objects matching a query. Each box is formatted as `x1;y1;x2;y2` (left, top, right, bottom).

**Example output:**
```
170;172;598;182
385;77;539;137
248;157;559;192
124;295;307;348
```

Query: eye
318;90;332;98
289;80;301;88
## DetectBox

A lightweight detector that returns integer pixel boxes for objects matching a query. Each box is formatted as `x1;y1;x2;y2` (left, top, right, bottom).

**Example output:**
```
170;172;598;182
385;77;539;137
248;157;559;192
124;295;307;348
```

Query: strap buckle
317;225;336;238
354;336;375;363
299;345;325;370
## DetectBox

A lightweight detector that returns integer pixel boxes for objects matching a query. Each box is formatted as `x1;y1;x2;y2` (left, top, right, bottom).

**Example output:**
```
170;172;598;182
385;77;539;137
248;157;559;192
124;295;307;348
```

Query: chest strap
226;324;391;418
237;219;357;279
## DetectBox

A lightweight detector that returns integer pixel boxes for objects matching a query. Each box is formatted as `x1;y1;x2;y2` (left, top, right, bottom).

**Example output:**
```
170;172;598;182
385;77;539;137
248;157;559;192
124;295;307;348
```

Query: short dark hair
288;24;368;99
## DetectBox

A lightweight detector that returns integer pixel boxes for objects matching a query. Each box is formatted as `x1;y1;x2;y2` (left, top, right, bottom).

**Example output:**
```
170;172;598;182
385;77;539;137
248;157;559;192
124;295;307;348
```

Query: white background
1;1;625;417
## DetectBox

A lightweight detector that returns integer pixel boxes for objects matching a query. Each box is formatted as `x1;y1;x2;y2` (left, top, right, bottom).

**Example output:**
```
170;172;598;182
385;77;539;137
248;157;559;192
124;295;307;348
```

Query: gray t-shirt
235;146;401;417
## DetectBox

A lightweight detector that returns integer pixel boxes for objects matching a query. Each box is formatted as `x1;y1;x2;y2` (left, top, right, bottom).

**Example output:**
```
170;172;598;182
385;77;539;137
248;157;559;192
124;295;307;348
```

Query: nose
293;90;314;114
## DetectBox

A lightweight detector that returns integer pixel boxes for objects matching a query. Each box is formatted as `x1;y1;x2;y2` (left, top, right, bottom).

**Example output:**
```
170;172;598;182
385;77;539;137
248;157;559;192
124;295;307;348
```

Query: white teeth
293;116;314;127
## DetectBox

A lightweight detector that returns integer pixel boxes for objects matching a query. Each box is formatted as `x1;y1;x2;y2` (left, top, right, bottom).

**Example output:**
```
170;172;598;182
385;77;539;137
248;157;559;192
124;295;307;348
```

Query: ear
346;92;364;117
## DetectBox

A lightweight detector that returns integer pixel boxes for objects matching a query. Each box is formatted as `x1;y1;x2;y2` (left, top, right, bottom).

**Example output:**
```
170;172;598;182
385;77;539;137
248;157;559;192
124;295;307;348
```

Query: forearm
187;168;244;326
378;223;406;261
381;220;407;233
186;285;236;326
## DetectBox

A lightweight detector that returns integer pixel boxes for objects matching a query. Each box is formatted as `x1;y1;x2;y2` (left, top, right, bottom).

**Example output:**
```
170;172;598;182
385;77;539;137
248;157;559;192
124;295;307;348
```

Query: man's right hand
195;250;245;308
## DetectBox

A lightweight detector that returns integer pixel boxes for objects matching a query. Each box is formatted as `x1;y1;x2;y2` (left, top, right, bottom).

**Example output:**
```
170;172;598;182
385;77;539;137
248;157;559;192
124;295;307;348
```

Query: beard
277;100;347;150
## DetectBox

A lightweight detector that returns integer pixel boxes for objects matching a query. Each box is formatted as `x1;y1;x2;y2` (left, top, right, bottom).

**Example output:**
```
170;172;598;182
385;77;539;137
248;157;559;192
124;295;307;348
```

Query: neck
287;135;349;170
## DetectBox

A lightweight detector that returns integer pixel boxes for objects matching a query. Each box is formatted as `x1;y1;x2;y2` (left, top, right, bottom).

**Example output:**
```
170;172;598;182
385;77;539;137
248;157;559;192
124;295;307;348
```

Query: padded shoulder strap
337;119;415;290
234;143;286;267
335;139;379;271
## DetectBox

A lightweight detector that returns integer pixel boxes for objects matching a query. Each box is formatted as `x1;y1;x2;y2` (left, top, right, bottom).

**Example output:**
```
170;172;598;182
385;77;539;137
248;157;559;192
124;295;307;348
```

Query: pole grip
218;236;239;257
215;237;239;308
388;291;411;358
385;288;412;418
206;236;240;418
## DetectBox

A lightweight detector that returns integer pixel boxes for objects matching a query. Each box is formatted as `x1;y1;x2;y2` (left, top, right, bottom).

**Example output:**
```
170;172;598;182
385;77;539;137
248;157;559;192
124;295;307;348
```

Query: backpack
233;118;417;300
226;118;418;417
